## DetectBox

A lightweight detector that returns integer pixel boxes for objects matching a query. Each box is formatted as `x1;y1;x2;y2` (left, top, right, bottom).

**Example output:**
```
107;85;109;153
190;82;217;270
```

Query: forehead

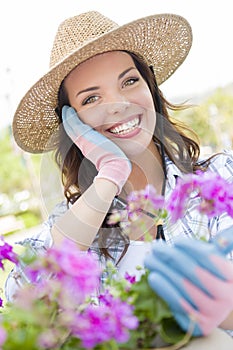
82;50;133;65
68;51;135;78
82;50;133;64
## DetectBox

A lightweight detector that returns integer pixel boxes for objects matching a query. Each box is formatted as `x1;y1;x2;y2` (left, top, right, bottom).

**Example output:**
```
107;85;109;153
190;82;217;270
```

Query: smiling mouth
108;117;140;135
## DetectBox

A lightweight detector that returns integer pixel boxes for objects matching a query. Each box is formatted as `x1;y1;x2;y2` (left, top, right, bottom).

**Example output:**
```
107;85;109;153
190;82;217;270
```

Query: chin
124;143;151;159
113;132;153;157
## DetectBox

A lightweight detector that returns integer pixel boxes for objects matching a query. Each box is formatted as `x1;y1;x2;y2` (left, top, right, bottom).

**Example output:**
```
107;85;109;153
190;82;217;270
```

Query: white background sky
1;0;233;130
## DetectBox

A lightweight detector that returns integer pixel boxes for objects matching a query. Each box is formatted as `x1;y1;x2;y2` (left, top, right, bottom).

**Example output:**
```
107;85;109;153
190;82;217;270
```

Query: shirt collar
165;156;184;190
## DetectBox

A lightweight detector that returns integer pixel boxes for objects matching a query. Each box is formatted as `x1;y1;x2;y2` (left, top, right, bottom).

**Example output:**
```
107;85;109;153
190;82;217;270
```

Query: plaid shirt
5;149;233;302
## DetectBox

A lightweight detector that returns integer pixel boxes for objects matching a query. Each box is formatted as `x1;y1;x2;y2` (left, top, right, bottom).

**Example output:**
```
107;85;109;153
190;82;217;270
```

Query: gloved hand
144;226;233;336
62;106;131;195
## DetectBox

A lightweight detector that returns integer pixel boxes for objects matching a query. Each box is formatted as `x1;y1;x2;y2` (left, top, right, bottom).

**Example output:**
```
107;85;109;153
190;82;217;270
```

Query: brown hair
55;51;201;199
54;51;202;260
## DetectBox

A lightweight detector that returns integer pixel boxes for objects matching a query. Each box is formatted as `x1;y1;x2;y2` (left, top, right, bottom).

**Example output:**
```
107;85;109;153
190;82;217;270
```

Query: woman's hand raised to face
144;226;233;337
62;106;131;195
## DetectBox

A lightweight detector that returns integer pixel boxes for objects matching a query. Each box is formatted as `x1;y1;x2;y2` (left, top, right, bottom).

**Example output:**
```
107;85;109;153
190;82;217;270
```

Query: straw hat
13;11;192;153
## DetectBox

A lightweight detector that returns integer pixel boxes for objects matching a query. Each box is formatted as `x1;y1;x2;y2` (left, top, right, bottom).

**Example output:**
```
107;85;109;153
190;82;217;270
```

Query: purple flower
124;272;136;284
142;184;165;209
167;174;197;222
126;185;165;221
167;171;233;221
73;304;112;348
0;325;6;348
26;239;101;305
0;237;18;270
72;292;138;348
195;171;233;217
55;243;100;292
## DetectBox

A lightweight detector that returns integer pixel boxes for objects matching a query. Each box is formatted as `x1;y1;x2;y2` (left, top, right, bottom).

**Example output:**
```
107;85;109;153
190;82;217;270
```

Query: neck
122;141;165;197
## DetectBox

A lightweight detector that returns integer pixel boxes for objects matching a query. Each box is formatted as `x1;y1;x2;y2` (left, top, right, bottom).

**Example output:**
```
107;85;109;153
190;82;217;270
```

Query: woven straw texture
13;11;192;153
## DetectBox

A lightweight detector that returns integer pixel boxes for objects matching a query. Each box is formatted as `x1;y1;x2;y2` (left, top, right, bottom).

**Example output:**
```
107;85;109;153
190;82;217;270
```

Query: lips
108;116;140;135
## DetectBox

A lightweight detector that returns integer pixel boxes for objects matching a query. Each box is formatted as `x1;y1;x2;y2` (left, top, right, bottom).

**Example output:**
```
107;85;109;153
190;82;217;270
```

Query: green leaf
160;318;190;345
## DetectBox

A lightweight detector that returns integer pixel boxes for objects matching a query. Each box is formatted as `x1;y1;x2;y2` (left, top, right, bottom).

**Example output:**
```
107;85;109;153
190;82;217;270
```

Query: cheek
78;108;104;129
137;85;155;109
138;96;156;129
141;95;156;133
146;107;156;129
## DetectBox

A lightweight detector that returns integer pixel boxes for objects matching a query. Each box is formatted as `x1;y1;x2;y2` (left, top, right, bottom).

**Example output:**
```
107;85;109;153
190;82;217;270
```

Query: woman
7;11;233;347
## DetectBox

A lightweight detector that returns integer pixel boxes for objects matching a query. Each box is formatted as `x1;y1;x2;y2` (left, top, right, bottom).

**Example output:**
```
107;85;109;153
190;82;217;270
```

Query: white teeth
109;117;140;135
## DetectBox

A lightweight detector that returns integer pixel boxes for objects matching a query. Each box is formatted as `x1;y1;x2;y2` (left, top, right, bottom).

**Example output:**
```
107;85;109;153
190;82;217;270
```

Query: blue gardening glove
144;226;233;336
62;106;131;194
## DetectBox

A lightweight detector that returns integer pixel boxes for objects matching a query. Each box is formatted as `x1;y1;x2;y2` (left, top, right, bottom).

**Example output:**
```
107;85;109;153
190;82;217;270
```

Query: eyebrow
76;67;136;97
118;66;136;80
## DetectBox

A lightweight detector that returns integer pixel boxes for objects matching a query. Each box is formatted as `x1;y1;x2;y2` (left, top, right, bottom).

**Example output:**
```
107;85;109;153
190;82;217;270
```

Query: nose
106;102;130;115
105;94;130;115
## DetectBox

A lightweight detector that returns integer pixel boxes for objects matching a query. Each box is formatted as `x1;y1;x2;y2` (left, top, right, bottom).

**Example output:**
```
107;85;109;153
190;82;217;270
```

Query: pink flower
52;241;101;297
72;292;138;348
27;239;101;305
195;171;233;217
167;171;233;221
124;272;136;284
0;325;6;348
126;185;165;221
167;174;197;222
0;237;18;269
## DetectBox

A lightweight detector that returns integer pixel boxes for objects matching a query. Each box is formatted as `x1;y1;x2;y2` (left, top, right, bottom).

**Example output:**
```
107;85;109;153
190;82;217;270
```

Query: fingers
62;105;90;139
148;271;228;337
146;260;198;308
211;225;233;255
209;255;233;281
174;311;203;337
146;245;233;302
62;105;78;126
62;105;104;149
181;277;233;335
146;241;215;294
173;239;231;280
148;271;203;336
187;266;233;300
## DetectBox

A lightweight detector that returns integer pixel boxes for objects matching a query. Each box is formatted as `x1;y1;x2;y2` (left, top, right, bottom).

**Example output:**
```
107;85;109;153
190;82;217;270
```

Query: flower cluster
167;170;233;222
111;171;233;236
0;170;232;349
0;240;140;350
0;241;186;350
109;184;167;241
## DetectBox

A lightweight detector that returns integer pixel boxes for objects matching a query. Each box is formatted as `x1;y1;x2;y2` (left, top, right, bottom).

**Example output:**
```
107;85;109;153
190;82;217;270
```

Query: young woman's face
64;51;156;157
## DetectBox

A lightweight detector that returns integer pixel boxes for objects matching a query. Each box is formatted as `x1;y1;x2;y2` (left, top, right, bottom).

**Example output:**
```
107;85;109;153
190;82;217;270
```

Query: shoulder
204;150;233;181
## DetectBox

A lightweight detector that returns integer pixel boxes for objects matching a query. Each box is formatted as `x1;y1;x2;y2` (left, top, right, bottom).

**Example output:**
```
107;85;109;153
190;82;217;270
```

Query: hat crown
49;11;118;68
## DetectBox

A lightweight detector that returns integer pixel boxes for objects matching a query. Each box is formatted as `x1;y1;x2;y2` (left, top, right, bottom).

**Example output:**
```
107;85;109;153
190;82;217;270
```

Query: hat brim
13;13;192;153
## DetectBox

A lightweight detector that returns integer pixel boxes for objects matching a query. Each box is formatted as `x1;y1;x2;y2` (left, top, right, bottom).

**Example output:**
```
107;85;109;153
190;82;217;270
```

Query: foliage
0;127;43;232
15;211;41;229
0;127;41;203
172;87;233;151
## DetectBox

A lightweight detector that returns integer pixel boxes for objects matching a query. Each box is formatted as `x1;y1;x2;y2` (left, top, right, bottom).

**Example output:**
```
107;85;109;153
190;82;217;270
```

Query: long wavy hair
54;51;203;260
55;51;201;199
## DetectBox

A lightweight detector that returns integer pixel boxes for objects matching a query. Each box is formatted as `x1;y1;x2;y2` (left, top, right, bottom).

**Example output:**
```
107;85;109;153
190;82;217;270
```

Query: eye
82;95;99;105
122;77;139;88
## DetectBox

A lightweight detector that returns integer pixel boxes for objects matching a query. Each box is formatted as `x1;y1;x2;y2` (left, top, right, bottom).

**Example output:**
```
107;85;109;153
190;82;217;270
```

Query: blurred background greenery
0;129;42;236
